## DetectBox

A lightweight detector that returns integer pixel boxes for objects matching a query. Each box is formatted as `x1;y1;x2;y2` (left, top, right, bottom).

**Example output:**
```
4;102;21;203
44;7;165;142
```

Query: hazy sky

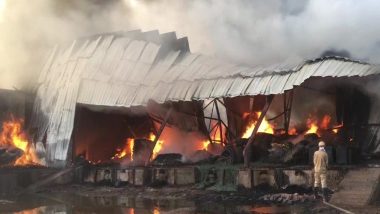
1;0;380;89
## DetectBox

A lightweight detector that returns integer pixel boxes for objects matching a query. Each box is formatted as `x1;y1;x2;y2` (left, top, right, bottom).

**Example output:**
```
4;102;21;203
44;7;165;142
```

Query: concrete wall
237;168;345;189
83;166;197;186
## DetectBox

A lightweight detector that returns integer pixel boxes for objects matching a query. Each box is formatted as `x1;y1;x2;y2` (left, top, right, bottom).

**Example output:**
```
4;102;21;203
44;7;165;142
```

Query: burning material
111;138;134;161
149;133;164;160
0;117;42;166
242;112;275;138
305;120;319;135
202;140;210;151
153;208;160;214
110;129;213;165
288;128;298;135
202;122;223;151
332;124;343;134
304;115;340;136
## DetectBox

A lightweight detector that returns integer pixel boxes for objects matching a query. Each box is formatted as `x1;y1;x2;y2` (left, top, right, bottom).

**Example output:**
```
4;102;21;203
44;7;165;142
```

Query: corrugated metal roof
31;30;380;165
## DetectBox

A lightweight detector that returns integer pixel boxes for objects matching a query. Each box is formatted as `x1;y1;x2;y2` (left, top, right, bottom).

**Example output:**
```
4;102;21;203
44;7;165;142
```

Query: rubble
258;193;316;204
0;147;23;166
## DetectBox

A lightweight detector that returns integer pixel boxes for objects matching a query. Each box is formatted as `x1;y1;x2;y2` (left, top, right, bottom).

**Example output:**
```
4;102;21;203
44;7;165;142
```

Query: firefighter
313;141;329;201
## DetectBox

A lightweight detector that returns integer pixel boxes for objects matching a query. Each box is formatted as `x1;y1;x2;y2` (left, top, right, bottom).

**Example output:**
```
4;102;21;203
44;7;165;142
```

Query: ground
2;184;373;213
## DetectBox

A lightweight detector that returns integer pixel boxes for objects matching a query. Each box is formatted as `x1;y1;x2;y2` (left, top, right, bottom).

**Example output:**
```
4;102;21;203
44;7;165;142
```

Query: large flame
304;114;340;136
149;133;164;160
0;117;41;166
201;120;224;151
305;119;319;135
153;208;160;214
112;138;134;161
242;112;274;138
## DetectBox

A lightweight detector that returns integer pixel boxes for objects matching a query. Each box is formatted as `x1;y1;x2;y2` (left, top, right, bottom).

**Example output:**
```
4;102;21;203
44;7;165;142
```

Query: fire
201;120;224;151
112;138;134;160
288;128;297;135
153;207;160;214
332;123;343;134
305;122;319;134
242;112;274;138
129;139;134;160
304;115;341;136
0;117;41;166
202;140;210;151
320;115;331;129
149;133;164;160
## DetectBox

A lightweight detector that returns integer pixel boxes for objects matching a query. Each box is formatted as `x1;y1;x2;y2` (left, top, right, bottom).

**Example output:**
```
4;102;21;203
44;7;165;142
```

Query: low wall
237;167;346;189
82;166;197;186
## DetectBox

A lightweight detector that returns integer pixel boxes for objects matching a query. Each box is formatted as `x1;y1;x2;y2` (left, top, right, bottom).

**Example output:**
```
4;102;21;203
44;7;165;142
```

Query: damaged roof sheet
32;30;380;164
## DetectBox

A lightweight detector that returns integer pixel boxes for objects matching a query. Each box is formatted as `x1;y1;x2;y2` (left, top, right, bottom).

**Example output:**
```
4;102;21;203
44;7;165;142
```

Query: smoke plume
1;0;380;90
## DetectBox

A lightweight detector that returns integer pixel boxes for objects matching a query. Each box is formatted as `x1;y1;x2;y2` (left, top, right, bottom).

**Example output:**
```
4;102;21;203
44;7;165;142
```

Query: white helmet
318;141;325;147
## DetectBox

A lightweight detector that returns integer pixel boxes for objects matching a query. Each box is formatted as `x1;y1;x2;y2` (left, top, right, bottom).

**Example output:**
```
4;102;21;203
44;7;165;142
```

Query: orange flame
320;115;331;130
202;120;224;151
0;117;41;166
288;128;297;135
332;123;343;134
112;138;134;160
202;140;211;151
149;133;164;160
305;114;337;136
242;112;274;138
305;123;318;134
153;207;160;214
305;116;319;135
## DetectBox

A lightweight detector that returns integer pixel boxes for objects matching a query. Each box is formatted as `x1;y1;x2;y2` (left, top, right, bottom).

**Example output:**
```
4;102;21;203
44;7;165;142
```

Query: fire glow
305;115;335;136
241;112;341;138
0;117;41;166
202;121;223;151
242;112;274;138
112;138;134;161
149;133;164;160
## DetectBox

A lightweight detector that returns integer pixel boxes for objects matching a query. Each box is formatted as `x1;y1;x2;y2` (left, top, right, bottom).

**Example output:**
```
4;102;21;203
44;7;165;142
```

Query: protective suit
313;141;329;201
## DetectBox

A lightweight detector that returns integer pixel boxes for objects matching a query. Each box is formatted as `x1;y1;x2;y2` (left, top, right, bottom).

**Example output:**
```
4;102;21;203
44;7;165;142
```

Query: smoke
0;0;131;90
1;0;380;90
126;0;380;65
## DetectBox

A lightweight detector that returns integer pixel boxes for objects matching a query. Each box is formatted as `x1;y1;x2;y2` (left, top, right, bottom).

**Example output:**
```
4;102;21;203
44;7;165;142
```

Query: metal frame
283;90;294;134
202;98;235;145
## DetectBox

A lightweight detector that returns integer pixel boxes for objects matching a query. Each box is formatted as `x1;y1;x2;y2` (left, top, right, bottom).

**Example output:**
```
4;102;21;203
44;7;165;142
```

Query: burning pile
242;112;274;138
241;112;342;138
111;133;165;163
110;127;223;165
0;117;42;166
201;121;223;152
112;138;135;161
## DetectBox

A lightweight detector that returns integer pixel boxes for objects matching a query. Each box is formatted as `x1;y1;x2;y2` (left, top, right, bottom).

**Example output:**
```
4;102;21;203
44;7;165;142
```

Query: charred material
0;147;23;166
151;153;183;166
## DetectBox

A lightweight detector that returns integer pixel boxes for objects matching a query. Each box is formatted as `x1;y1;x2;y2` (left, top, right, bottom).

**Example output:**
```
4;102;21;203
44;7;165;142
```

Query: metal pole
214;99;224;144
243;95;274;168
145;106;173;166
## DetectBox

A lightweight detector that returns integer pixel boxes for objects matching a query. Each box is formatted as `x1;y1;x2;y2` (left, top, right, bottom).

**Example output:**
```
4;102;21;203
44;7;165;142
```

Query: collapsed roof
31;30;380;165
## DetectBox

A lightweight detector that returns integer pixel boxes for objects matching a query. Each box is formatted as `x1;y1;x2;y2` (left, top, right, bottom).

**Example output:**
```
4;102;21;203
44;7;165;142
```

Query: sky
1;0;380;89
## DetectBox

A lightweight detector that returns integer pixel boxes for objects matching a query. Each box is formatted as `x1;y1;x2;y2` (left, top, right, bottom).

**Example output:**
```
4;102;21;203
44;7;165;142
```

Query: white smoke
1;0;380;90
126;0;380;65
0;0;131;90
